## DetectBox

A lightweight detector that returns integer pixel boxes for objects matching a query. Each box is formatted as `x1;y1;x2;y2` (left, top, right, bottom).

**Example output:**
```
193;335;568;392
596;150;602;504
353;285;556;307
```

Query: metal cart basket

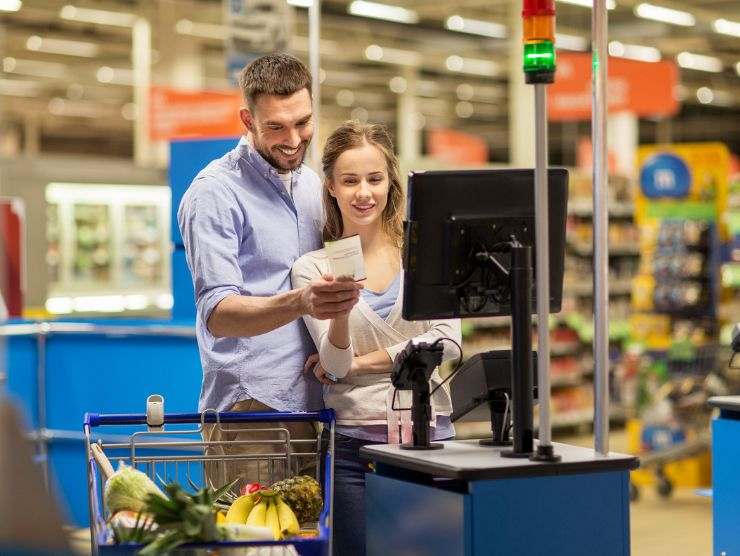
84;409;335;555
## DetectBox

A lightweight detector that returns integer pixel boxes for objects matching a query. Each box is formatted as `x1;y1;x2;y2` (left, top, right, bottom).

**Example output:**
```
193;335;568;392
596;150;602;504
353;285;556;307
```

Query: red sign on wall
426;128;489;166
0;198;25;318
549;53;679;121
149;86;243;141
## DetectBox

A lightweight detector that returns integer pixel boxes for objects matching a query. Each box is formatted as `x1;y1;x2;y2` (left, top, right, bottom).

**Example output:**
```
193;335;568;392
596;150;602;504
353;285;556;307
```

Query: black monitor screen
402;168;569;320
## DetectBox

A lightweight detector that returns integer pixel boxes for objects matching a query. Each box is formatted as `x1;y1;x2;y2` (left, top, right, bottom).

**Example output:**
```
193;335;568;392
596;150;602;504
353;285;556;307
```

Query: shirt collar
236;135;304;179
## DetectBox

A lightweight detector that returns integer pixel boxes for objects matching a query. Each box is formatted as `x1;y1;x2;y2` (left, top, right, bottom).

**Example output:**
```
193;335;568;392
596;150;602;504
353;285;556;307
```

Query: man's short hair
239;53;312;108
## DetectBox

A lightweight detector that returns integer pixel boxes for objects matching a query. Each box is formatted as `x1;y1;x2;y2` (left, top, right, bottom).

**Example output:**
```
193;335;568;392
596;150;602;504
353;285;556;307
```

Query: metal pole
308;0;321;171
534;83;552;448
592;0;610;455
132;17;152;168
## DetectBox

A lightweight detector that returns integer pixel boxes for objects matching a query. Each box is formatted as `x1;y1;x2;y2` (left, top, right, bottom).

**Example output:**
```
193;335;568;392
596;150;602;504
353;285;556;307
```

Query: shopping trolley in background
631;343;732;500
84;408;334;555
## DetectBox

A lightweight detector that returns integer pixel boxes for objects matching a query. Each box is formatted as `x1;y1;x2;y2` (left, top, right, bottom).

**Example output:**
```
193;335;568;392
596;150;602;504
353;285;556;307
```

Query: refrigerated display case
44;183;171;315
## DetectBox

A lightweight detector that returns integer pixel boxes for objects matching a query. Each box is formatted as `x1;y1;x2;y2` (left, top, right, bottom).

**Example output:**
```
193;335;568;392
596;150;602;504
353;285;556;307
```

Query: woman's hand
304;353;336;385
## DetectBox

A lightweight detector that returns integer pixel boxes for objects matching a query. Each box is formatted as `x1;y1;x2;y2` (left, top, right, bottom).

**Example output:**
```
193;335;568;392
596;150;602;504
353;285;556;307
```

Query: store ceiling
0;0;738;160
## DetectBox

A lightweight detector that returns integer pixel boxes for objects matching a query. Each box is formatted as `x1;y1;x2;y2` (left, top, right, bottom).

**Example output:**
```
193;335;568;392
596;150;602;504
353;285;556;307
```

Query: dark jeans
326;432;382;556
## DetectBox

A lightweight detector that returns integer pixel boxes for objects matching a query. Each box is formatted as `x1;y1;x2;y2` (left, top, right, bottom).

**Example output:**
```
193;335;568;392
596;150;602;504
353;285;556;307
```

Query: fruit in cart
104;463;164;514
224;493;258;524
136;479;237;555
245;499;268;527
270;475;323;523
276;496;300;537
265;499;282;540
218;523;274;541
240;482;263;496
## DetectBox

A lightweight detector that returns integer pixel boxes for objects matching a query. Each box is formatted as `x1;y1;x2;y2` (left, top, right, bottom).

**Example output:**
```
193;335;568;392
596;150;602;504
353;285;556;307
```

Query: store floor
68;429;713;555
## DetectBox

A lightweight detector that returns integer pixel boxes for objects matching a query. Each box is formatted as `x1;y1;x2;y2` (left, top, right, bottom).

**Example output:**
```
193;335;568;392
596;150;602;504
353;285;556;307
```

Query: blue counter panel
3;321;204;526
367;470;630;556
713;413;740;556
170;137;239;247
5;335;40;428
45;334;201;430
366;474;471;555
469;471;630;556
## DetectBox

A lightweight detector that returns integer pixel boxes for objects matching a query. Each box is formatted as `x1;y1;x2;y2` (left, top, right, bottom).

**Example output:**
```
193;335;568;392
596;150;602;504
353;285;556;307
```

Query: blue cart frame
84;410;335;555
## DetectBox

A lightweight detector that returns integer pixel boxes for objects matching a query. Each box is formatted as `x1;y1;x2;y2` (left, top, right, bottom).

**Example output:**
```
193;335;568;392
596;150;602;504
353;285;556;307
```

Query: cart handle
84;409;335;428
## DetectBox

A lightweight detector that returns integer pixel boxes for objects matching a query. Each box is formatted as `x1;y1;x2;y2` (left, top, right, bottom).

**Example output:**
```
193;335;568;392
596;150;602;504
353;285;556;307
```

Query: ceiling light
608;41;661;62
0;0;21;12
351;107;369;122
677;51;723;73
26;35;99;57
364;44;420;66
557;0;615;10
389;76;407;93
288;0;313;6
713;18;740;38
446;55;498;76
348;1;418;24
336;89;355;107
445;15;506;38
696;87;714;105
96;66;133;85
0;78;40;97
455;101;474;119
555;33;588;51
121;102;136;121
3;57;67;78
59;5;136;27
635;3;695;26
456;83;474;100
175;19;226;40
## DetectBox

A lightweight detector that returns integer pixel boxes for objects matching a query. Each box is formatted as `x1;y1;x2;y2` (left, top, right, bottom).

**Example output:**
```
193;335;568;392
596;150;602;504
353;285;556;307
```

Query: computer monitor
402;168;569;321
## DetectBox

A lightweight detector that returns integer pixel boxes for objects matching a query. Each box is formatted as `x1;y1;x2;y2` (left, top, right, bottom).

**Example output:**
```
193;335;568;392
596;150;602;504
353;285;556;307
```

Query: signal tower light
522;0;556;83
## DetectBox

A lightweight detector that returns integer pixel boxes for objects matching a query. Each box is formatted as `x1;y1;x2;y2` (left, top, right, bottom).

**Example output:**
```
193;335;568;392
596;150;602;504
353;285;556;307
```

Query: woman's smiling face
328;142;390;235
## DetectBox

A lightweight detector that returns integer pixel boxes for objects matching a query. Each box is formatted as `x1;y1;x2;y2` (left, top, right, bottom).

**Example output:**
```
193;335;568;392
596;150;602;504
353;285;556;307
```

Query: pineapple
270;475;323;524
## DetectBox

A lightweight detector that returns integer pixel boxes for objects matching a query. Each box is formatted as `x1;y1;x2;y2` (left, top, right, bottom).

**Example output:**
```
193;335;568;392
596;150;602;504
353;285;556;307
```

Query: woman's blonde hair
321;121;404;248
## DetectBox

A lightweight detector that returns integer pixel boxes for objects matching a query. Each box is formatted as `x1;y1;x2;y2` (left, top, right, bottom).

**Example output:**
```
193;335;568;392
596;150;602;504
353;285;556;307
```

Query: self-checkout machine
361;2;638;554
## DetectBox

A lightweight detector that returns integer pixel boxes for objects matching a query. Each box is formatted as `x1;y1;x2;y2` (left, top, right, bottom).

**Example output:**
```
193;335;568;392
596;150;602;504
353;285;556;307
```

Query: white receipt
324;234;367;281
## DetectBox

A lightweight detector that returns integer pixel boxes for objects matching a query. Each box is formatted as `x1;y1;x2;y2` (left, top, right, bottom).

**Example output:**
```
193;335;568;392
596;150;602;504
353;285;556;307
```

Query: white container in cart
84;409;335;556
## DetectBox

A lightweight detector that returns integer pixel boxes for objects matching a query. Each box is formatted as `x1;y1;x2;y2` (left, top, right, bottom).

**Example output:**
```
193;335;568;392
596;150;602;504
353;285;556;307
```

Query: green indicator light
523;40;556;73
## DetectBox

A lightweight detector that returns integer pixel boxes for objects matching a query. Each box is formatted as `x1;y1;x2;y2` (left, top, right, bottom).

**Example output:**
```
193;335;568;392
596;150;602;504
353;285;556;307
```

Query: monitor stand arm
502;240;536;457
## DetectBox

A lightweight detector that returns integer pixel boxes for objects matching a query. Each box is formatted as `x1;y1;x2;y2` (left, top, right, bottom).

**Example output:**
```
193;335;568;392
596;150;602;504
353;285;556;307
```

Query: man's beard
254;137;310;172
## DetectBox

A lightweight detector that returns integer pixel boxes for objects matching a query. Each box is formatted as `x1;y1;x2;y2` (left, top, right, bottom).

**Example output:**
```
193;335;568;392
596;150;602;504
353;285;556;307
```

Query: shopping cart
630;343;730;500
84;409;334;555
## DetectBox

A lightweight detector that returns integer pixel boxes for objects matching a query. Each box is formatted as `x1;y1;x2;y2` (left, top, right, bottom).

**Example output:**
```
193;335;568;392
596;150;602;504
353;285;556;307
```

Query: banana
265;499;282;541
246;500;268;527
276;496;300;537
225;494;257;525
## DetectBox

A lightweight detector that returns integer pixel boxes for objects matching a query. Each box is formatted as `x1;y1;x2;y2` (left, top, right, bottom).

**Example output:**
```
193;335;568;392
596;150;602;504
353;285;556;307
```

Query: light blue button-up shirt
178;137;324;413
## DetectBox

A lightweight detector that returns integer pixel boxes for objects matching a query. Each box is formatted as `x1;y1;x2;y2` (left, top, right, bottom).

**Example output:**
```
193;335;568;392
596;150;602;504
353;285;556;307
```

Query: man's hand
304;353;335;385
300;274;362;320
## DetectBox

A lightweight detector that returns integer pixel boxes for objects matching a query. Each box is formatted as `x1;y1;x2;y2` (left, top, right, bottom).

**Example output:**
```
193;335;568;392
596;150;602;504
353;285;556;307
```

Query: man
178;53;360;486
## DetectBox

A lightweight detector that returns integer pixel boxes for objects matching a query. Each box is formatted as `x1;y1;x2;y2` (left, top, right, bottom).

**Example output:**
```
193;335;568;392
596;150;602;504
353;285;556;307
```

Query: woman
291;121;461;555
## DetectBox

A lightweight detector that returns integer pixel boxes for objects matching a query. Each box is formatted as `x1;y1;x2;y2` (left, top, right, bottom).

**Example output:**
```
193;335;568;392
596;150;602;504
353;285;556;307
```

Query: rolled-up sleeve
385;319;463;364
291;256;355;378
178;177;244;330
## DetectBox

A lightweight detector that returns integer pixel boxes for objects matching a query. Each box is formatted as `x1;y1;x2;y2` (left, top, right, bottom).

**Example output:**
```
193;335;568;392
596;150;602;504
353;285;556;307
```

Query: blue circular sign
639;153;692;199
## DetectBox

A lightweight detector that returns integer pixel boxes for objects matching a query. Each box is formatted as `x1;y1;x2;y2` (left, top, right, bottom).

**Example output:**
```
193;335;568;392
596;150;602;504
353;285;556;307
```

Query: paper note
324;234;367;281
